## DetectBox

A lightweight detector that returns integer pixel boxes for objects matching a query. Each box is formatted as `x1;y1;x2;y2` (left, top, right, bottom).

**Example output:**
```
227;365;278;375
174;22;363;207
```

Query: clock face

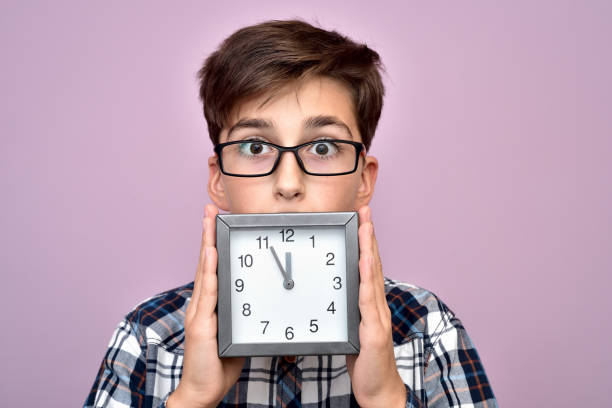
229;225;348;344
216;211;360;357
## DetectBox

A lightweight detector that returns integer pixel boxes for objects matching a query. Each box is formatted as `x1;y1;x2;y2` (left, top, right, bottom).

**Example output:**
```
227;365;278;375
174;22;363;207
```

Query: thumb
224;357;246;377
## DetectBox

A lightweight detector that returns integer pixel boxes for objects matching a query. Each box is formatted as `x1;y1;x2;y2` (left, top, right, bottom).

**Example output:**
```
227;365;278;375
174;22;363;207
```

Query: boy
85;19;497;407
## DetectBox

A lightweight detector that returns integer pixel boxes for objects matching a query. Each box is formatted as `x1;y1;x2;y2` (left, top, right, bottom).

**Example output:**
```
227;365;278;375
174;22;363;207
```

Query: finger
360;207;389;319
358;205;370;227
369;222;390;323
187;214;208;322
358;226;381;327
196;246;218;319
359;205;380;278
201;205;219;315
363;222;386;325
204;204;219;248
188;204;219;321
357;207;373;262
359;207;389;324
196;204;219;313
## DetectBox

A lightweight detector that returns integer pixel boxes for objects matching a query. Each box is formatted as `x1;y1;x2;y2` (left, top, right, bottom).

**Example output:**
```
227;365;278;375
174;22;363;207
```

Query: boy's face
207;76;378;214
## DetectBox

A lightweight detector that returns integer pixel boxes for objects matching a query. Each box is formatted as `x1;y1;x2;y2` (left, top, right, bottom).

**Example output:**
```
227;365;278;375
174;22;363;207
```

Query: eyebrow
226;115;353;141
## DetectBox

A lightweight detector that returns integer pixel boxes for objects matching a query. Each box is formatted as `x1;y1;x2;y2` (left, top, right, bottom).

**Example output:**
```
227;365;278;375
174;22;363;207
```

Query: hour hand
269;246;294;290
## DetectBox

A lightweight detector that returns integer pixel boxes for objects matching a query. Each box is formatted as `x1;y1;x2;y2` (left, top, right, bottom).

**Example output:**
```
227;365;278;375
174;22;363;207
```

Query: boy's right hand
167;204;245;408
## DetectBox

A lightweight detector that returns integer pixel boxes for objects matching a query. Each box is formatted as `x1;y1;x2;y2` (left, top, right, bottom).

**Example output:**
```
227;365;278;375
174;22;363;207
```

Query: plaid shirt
84;278;497;407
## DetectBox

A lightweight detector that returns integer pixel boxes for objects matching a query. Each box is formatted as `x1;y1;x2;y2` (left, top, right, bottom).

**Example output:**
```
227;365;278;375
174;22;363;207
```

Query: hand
167;204;245;408
269;246;294;289
346;205;407;408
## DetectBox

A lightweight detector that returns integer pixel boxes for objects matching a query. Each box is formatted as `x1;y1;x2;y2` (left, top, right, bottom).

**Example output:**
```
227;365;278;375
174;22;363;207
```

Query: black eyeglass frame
213;139;366;177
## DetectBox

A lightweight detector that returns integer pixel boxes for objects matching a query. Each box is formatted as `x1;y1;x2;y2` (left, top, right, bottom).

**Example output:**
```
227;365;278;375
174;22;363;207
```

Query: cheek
225;181;266;204
308;176;360;206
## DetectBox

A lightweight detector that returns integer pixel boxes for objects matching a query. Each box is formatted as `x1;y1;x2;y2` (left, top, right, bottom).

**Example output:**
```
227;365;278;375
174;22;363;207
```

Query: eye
308;140;339;156
238;140;273;156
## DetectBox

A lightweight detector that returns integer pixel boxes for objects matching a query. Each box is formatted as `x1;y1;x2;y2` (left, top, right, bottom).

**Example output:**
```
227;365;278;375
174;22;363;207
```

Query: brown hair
197;19;385;152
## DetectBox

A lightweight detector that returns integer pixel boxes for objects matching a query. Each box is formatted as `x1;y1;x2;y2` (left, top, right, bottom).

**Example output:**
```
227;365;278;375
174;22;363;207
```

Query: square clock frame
216;211;360;357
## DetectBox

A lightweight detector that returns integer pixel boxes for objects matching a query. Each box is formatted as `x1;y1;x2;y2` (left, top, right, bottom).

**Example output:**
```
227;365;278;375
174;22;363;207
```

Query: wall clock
216;211;360;357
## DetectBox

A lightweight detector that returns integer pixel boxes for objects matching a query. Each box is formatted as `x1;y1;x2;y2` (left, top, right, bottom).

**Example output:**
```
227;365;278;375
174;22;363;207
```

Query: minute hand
270;246;289;281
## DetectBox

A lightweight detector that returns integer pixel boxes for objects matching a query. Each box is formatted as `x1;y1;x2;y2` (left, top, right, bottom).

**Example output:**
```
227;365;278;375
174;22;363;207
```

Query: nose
273;150;305;200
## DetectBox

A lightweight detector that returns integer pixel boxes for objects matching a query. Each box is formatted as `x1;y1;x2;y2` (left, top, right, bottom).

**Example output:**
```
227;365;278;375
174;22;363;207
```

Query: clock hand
269;246;288;280
269;246;294;290
283;251;294;289
285;252;292;280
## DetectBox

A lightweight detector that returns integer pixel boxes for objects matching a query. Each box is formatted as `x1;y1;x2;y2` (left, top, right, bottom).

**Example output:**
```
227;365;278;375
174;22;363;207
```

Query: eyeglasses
214;139;366;177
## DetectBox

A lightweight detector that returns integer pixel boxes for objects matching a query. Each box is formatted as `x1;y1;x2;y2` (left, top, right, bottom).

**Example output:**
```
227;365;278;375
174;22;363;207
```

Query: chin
238;207;321;214
231;204;348;214
268;208;318;214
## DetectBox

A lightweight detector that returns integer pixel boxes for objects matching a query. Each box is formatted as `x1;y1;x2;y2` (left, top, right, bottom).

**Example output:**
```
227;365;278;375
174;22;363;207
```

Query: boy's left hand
346;205;407;408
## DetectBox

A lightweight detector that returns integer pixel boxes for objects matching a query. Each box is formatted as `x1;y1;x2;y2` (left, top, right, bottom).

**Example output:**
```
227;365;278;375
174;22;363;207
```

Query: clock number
260;320;270;334
326;252;335;265
242;303;251;316
235;278;244;292
333;276;342;290
279;228;295;242
256;236;269;249
310;235;315;248
238;254;253;268
327;301;336;314
285;326;294;340
309;319;319;333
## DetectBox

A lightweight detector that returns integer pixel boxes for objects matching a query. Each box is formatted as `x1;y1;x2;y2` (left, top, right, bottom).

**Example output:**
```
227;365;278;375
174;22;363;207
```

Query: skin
167;76;406;408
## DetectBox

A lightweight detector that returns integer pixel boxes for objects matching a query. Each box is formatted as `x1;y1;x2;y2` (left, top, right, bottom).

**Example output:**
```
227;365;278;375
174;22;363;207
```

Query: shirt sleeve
416;312;498;407
83;318;148;408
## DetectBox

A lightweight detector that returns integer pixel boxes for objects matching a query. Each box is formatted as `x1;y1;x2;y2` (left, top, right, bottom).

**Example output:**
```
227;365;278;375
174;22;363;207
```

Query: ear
208;155;231;211
354;155;378;210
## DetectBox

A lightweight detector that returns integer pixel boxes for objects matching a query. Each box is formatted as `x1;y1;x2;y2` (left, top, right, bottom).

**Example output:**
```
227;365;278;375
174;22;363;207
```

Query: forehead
222;76;361;143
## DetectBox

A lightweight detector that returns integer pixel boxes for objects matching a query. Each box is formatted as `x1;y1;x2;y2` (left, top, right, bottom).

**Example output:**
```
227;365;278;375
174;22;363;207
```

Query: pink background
1;1;611;406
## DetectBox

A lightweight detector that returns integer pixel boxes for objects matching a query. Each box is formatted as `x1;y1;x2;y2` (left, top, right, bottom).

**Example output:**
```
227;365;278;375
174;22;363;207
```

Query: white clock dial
229;225;348;344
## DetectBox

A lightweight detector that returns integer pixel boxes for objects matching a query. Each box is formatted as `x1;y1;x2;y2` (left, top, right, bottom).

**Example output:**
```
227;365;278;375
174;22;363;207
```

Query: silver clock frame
216;211;360;357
